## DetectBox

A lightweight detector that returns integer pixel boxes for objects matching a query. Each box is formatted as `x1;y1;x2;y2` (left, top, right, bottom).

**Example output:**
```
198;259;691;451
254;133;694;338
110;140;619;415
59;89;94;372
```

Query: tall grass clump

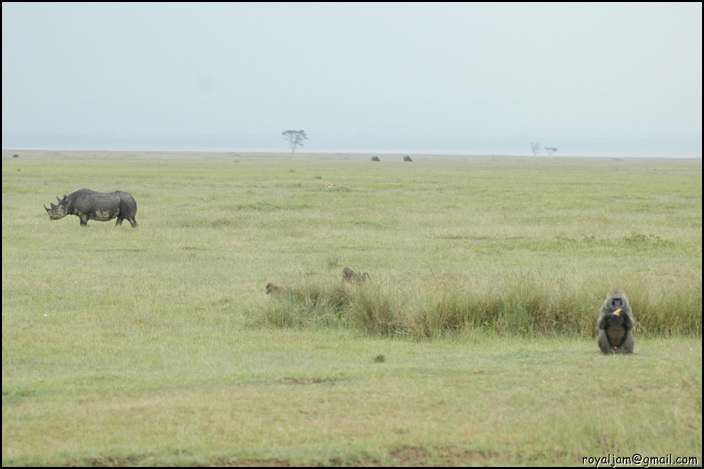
245;281;352;329
348;283;404;336
244;270;702;338
622;277;702;336
340;274;596;339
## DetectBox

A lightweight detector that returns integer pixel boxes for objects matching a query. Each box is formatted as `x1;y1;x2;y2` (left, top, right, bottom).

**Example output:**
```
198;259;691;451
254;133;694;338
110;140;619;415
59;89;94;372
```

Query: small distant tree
530;141;541;157
282;130;308;153
545;147;558;156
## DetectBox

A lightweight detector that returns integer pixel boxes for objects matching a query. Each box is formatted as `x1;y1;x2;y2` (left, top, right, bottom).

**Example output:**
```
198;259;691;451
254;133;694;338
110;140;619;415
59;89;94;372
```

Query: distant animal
44;189;138;227
371;156;380;162
597;290;634;354
342;266;370;283
403;155;412;162
266;282;285;295
13;154;19;158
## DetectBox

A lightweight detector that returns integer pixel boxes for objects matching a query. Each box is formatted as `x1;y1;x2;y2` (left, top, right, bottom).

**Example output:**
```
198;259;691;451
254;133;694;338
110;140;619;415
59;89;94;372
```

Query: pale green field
2;150;702;466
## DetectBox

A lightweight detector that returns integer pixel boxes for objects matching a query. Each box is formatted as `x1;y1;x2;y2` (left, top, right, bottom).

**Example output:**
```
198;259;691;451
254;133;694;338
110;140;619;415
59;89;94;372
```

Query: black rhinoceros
45;189;138;227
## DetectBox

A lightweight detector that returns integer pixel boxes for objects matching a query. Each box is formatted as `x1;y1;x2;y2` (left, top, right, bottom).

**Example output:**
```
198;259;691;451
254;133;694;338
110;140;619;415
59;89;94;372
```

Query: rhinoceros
45;189;138;227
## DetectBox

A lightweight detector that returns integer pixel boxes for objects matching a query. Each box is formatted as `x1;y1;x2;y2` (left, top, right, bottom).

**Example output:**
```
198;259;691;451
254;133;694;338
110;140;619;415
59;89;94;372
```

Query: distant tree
530;141;541;157
545;147;558;156
282;130;308;153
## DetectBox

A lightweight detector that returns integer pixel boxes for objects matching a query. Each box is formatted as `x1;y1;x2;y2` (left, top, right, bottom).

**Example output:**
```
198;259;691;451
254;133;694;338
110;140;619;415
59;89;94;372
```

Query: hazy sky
2;2;702;152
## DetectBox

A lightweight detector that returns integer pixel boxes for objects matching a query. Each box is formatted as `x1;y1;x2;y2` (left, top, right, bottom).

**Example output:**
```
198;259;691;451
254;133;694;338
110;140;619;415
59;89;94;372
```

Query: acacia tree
282;130;308;153
530;141;541;157
545;147;558;156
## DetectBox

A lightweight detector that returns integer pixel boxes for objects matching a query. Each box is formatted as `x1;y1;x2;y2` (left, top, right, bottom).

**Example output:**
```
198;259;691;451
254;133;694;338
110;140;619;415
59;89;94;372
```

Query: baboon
265;282;284;295
342;266;369;283
403;155;412;162
371;156;380;162
597;290;634;354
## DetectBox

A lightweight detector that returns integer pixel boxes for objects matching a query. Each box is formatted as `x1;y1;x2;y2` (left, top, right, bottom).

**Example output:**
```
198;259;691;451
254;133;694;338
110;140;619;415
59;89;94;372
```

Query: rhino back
71;189;114;205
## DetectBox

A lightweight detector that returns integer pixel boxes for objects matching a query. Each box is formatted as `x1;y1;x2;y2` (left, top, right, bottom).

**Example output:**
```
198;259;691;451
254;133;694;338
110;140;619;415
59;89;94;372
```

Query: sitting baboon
265;282;285;295
597;290;635;354
342;266;369;283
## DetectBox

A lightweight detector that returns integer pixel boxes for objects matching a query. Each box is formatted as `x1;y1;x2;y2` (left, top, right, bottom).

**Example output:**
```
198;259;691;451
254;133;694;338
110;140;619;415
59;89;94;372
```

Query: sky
2;2;702;156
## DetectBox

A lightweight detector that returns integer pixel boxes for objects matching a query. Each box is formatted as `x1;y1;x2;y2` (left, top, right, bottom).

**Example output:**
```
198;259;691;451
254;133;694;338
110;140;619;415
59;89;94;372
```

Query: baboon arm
597;316;610;330
621;314;634;330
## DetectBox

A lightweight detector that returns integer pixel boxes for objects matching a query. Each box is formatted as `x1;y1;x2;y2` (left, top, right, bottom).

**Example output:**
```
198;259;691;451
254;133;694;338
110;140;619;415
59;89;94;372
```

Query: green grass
2;150;702;466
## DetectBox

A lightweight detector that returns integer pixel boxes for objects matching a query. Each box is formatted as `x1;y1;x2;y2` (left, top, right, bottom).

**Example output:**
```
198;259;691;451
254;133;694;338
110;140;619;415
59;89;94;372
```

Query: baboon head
601;290;631;315
44;195;69;220
342;266;358;282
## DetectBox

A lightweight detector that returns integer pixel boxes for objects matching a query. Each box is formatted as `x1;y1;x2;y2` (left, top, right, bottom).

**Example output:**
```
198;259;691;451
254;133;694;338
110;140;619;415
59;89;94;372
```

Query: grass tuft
245;273;701;338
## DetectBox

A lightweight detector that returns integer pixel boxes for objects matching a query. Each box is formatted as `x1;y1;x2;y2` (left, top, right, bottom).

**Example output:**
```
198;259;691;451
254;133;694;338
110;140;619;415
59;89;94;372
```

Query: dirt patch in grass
390;445;491;466
277;377;338;385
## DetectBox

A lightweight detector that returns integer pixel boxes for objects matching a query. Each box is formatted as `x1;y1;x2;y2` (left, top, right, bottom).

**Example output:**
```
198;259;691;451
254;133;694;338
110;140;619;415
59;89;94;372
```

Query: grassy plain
2;150;702;466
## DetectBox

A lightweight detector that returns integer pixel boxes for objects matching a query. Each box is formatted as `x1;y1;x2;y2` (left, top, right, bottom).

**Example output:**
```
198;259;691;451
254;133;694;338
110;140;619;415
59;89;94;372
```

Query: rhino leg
79;213;89;226
115;214;138;228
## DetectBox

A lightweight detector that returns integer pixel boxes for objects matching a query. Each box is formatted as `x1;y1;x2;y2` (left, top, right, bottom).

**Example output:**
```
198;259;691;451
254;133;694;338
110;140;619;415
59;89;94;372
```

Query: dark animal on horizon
403;155;412;162
45;189;138;227
371;156;380;162
342;266;370;283
597;290;634;354
13;154;19;158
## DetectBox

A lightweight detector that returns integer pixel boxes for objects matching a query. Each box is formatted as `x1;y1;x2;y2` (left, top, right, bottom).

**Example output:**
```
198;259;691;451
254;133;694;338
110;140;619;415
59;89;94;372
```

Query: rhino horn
57;196;62;202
